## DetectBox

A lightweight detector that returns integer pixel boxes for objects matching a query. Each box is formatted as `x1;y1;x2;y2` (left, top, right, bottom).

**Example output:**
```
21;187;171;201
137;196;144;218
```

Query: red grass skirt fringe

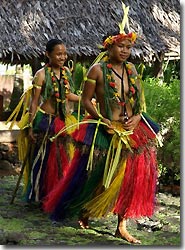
43;119;158;220
82;121;158;219
113;146;157;218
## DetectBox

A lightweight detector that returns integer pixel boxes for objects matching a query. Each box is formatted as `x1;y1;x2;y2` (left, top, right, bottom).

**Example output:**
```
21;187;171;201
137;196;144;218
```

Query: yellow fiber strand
76;66;86;128
6;98;25;129
103;136;122;188
103;138;115;186
21;87;32;118
49;119;107;142
17;112;29;129
103;135;116;185
83;159;127;218
31;123;50;170
28;116;51;200
68;142;75;161
17;131;28;161
6;86;33;129
77;98;81;129
34;138;47;201
103;123;133;188
17;130;30;192
86;119;101;171
90;51;107;67
119;3;130;34
119;133;133;152
65;114;78;134
140;85;146;113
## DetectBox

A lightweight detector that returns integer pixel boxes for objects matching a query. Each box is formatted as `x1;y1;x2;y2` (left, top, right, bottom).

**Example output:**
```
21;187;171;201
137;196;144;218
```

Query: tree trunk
152;52;165;78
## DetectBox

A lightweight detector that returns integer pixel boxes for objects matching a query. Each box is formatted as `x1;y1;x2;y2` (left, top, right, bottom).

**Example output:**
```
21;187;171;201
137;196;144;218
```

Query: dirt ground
0;167;181;247
0;167;20;177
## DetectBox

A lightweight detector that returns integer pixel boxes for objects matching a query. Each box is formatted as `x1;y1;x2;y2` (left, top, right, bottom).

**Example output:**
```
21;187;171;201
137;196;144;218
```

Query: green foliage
163;60;180;83
139;60;180;82
143;77;180;185
73;63;87;94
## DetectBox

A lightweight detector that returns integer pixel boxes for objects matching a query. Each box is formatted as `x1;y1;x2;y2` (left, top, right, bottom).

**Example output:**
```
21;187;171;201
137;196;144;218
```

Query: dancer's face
46;44;68;68
109;39;132;63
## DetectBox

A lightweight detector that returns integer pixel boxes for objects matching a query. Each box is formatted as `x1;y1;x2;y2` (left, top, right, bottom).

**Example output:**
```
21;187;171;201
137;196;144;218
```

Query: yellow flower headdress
91;2;137;66
90;2;137;67
103;2;137;49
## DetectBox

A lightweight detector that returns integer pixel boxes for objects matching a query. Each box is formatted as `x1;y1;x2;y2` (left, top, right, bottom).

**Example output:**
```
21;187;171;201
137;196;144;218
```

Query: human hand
91;98;96;107
123;114;141;131
28;128;37;143
101;117;113;129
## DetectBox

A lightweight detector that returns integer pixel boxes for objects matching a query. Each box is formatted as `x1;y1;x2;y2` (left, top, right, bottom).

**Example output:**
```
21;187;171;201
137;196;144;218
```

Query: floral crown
102;2;137;49
91;2;137;66
103;32;137;48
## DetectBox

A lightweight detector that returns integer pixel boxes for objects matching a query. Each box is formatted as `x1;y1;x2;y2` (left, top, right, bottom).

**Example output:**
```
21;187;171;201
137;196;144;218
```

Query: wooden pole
10;145;31;204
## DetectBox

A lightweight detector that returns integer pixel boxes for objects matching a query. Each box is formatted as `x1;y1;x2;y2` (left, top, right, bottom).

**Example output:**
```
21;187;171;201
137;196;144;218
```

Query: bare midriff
40;96;56;115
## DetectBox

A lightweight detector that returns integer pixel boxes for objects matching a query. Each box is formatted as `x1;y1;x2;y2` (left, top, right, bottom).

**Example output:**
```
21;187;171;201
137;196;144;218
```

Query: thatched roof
0;0;180;64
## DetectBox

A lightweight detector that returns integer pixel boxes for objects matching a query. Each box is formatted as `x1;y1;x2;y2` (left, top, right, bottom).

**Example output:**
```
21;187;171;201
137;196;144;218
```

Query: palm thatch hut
0;0;180;121
0;0;180;69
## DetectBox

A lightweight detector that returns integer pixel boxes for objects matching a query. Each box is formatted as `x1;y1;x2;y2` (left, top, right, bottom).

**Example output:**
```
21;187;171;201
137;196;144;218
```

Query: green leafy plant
142;76;180;186
72;62;87;94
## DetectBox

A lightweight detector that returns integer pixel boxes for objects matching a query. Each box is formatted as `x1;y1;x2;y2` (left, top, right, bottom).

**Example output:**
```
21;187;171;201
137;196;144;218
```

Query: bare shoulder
87;63;102;76
35;67;45;77
126;62;138;74
89;63;101;71
33;67;45;84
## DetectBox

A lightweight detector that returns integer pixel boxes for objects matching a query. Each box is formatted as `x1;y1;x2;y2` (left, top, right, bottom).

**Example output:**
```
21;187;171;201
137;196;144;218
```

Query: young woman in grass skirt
7;39;81;203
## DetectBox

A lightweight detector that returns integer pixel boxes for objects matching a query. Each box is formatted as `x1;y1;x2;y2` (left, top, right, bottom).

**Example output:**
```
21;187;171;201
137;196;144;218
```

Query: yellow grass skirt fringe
103;121;133;189
17;130;31;192
6;86;33;129
83;159;127;218
64;114;79;161
82;121;136;218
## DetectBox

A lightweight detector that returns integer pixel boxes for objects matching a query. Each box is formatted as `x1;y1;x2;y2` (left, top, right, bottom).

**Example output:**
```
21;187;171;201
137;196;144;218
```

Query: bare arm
82;64;112;127
123;63;141;130
132;63;141;94
28;69;45;141
82;65;99;119
64;66;81;103
66;92;81;102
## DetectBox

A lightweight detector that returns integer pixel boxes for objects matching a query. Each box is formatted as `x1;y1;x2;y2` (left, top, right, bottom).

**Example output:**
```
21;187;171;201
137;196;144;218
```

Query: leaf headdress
92;1;137;66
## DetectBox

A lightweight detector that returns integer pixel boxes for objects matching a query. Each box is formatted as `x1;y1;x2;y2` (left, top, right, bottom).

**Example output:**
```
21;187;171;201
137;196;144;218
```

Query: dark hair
46;39;64;53
102;31;119;43
100;31;119;51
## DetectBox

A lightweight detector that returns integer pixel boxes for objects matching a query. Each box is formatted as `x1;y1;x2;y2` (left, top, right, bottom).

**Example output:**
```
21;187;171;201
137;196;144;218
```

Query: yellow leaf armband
33;83;42;89
84;77;96;84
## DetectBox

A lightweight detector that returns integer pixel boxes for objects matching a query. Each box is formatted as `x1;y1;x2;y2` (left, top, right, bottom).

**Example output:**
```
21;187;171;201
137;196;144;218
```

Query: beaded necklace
101;60;140;119
111;65;129;120
46;64;71;118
